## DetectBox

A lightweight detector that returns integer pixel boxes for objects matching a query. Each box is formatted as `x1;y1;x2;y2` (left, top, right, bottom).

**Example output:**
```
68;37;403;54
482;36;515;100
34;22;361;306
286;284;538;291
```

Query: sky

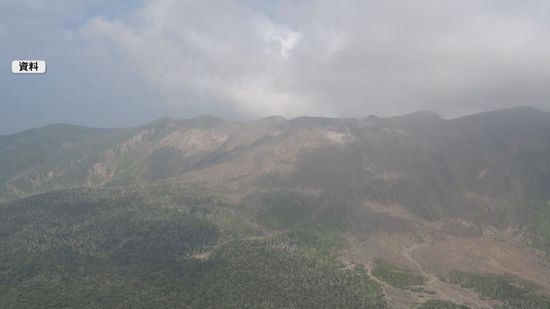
1;0;550;134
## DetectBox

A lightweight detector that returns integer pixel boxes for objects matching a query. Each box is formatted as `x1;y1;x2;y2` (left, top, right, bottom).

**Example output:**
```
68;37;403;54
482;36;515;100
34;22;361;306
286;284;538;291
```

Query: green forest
0;187;385;308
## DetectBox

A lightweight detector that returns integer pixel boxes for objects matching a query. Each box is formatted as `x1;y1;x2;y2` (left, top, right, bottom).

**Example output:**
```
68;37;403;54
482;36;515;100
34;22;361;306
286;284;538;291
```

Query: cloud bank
2;0;550;132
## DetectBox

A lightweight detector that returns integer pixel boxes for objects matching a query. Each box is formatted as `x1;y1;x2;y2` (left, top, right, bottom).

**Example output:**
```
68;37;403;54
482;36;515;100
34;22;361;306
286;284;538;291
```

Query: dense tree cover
448;272;550;308
0;188;219;308
371;259;425;289
192;237;385;308
0;187;385;308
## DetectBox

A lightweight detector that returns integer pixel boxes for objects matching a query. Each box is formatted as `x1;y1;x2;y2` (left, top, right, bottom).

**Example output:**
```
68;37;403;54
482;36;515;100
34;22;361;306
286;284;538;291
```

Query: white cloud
2;0;545;125
77;0;550;118
79;0;332;118
257;18;301;60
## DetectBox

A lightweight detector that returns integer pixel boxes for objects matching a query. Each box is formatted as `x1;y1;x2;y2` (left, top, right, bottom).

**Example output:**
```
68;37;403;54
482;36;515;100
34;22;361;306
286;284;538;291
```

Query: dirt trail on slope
343;233;498;308
401;238;495;308
340;201;550;307
401;241;438;284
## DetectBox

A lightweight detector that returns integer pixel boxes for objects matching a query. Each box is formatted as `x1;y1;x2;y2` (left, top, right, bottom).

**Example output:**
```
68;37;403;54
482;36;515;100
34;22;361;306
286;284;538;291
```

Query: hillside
1;107;550;308
0;186;386;308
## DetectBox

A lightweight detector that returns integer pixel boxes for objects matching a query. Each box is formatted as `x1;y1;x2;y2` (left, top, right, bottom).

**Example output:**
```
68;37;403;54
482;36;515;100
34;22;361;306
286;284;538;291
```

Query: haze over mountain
4;1;550;134
1;107;550;308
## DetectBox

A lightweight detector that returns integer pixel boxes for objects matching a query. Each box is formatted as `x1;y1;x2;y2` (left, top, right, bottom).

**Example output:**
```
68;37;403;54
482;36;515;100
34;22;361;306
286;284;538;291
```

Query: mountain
1;107;550;308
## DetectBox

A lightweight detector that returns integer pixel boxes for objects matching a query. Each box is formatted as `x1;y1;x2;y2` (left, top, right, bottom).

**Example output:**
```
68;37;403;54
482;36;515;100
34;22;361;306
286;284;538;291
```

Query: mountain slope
1;107;550;307
0;186;385;308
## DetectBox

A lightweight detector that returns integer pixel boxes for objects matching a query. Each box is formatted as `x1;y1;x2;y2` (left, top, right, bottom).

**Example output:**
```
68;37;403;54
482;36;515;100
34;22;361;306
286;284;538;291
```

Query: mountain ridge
5;106;548;137
1;106;550;307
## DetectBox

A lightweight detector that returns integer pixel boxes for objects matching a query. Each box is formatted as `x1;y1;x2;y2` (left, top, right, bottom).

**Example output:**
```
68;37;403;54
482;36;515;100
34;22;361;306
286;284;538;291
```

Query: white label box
12;60;46;74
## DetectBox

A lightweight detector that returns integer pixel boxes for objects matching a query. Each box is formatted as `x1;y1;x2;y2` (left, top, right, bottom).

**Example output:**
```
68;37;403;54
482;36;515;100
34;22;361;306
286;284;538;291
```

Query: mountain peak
403;110;442;119
259;115;287;122
387;111;443;126
452;106;550;125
